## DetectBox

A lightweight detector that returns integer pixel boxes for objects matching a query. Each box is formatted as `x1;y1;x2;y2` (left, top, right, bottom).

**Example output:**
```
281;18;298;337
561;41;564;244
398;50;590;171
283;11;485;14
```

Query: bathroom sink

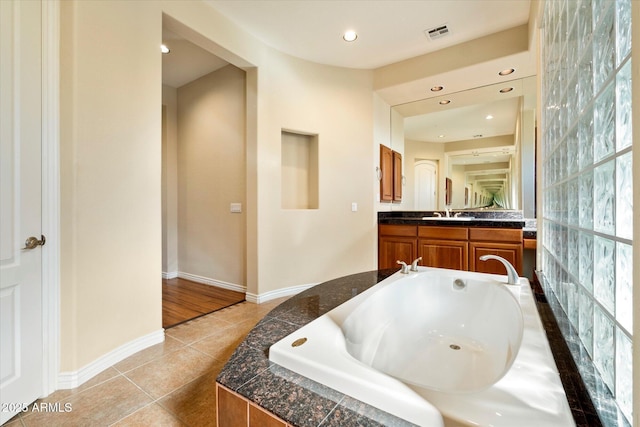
422;216;475;221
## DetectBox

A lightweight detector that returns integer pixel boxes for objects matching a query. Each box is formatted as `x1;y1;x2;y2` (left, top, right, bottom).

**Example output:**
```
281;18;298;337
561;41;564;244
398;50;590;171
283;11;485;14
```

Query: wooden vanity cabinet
378;224;417;269
469;228;523;275
418;226;468;270
380;145;394;202
393;151;403;202
378;224;524;274
380;144;403;203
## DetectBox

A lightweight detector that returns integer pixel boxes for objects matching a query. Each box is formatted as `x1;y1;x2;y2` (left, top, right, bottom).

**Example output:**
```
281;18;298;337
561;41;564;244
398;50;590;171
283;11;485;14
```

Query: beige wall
59;0;379;371
450;165;466;208
60;1;162;371
255;50;377;294
162;85;178;275
177;65;246;286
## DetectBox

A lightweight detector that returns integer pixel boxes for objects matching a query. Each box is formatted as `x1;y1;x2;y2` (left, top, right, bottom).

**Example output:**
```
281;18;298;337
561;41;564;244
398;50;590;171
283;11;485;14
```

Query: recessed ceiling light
161;44;170;54
499;68;515;76
500;87;514;93
438;134;445;138
439;100;451;105
343;30;358;42
431;85;444;92
486;115;494;120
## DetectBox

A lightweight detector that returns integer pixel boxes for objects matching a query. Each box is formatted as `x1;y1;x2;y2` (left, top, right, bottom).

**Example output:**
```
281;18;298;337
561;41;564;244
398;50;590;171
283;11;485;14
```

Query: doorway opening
161;21;247;327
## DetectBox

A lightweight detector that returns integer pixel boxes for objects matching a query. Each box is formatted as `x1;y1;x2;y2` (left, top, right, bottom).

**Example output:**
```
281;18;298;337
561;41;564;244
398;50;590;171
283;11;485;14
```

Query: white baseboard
246;283;317;304
162;271;178;279
168;270;313;305
177;272;246;293
57;329;164;390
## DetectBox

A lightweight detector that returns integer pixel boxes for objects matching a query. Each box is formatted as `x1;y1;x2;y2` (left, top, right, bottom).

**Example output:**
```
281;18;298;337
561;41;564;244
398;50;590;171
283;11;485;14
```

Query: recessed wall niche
281;130;319;209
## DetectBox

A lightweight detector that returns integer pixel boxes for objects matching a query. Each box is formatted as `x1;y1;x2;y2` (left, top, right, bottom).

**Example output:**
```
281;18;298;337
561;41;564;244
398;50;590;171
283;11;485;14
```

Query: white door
0;1;45;423
414;161;437;210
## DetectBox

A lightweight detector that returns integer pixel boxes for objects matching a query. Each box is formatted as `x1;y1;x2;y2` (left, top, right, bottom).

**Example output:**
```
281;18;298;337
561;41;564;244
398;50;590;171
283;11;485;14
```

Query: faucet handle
410;257;422;271
396;260;410;274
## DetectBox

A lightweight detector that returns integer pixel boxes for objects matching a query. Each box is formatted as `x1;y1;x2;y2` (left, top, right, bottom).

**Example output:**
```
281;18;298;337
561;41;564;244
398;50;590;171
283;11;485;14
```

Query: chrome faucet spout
410;257;422;271
396;260;410;274
479;255;519;285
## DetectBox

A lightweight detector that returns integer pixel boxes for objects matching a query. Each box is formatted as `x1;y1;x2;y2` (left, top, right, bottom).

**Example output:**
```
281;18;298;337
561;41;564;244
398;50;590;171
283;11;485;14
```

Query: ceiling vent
425;24;451;41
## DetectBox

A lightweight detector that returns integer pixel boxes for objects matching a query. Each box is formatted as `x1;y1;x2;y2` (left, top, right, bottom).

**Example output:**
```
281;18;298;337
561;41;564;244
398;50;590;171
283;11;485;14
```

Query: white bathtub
269;267;575;427
342;271;523;394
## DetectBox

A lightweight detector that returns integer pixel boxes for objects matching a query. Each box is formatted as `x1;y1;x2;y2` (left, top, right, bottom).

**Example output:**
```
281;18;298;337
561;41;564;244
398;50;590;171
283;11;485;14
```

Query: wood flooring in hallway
162;277;245;328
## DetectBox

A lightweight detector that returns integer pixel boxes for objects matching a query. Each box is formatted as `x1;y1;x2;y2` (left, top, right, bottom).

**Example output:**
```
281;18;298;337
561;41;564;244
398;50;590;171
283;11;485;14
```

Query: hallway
162;278;245;328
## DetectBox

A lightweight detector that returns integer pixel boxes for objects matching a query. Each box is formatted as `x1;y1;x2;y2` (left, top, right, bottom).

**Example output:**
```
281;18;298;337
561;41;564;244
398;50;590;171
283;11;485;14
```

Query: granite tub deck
216;270;596;427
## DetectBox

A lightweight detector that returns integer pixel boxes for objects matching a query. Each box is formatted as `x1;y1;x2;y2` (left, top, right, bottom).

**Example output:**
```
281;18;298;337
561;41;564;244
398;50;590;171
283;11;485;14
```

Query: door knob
22;235;46;250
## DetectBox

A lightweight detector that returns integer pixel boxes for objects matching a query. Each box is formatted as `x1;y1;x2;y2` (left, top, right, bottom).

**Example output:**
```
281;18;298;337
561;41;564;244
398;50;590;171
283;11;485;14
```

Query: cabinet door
469;242;523;275
418;239;468;270
380;145;393;202
393;150;403;202
379;236;417;269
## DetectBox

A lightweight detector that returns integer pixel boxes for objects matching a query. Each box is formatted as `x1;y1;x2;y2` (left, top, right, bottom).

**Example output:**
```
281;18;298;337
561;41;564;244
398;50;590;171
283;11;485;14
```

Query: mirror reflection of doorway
414;160;437;210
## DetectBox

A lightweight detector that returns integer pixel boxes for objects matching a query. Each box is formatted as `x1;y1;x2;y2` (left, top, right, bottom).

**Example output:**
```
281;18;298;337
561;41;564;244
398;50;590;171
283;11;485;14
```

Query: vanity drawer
418;226;468;240
379;224;417;237
469;228;523;243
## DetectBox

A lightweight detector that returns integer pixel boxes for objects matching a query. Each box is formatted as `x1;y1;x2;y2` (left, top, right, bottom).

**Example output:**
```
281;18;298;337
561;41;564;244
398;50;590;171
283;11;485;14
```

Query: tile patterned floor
4;298;288;427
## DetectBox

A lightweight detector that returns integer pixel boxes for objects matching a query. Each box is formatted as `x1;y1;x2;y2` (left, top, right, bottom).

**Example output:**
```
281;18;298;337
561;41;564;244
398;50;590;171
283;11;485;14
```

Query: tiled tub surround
216;270;593;427
540;0;633;425
270;268;572;426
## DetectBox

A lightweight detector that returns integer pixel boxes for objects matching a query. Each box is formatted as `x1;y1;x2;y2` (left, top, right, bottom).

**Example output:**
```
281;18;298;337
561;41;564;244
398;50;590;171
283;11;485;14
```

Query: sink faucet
433;212;442;217
410;257;422;271
445;208;450;217
479;255;519;285
396;260;410;274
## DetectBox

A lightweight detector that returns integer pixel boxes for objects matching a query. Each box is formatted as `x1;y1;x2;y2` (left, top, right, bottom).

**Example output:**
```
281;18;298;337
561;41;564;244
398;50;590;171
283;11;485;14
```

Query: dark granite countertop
379;217;526;228
378;211;525;229
217;268;592;427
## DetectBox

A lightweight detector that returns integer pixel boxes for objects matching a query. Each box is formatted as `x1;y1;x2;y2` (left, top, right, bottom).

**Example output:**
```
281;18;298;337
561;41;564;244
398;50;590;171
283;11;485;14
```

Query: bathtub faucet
410;257;422;271
396;260;410;274
479;255;519;285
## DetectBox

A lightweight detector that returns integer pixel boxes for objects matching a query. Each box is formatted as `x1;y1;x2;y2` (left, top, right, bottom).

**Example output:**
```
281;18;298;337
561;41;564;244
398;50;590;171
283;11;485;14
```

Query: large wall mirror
389;76;537;218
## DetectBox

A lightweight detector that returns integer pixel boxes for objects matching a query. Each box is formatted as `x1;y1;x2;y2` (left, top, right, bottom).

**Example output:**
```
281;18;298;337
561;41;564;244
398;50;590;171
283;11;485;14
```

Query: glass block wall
540;0;632;424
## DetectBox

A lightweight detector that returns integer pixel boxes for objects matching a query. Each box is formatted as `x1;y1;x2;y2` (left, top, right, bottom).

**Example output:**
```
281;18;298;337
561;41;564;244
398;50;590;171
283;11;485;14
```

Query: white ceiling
404;97;520;143
205;0;531;69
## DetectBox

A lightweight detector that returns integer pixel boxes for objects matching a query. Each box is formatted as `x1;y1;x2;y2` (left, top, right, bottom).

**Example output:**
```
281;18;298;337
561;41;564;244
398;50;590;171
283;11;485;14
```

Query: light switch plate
230;203;242;213
351;202;358;212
